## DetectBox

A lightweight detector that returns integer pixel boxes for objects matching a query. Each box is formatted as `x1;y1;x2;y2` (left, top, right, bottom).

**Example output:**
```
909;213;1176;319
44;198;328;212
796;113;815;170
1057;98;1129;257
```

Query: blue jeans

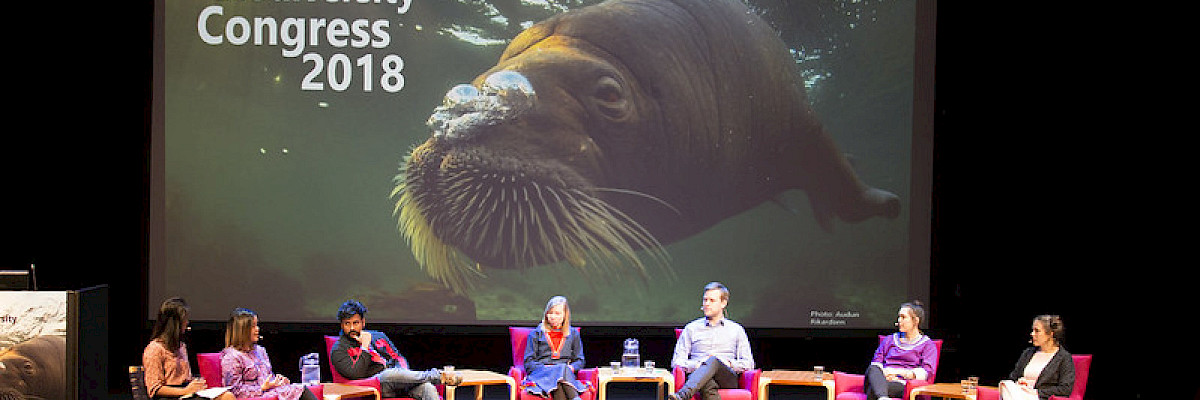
378;368;441;400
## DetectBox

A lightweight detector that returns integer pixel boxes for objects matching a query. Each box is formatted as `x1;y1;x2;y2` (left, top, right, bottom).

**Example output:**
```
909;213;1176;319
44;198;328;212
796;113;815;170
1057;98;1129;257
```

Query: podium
0;284;108;400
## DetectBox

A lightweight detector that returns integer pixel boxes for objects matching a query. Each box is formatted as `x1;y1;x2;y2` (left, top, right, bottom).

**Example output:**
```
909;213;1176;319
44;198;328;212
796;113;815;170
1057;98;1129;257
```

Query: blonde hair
539;296;572;335
224;308;258;352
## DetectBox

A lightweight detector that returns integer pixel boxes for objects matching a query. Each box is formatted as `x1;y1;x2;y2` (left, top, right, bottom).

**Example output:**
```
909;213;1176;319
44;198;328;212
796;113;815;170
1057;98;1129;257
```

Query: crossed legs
863;365;905;400
378;368;444;400
672;356;740;400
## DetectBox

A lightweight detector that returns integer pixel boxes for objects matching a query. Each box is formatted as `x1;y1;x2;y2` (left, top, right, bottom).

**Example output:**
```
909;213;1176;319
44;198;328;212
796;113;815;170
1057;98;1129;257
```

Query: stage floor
106;380;833;400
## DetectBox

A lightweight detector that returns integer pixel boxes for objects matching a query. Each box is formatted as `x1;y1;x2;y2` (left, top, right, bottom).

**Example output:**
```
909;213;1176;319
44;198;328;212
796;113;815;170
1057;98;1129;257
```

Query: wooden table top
452;369;514;384
321;382;379;399
597;367;672;380
908;383;996;400
760;370;831;382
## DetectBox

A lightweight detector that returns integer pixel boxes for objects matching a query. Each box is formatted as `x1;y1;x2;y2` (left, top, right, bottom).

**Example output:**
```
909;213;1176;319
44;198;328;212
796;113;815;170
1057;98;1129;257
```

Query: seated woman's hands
261;374;290;391
185;377;208;394
881;367;916;381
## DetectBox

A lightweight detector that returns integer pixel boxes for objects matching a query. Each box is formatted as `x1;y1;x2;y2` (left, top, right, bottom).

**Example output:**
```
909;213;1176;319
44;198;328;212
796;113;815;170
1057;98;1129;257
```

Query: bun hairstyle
900;300;925;326
1034;314;1065;346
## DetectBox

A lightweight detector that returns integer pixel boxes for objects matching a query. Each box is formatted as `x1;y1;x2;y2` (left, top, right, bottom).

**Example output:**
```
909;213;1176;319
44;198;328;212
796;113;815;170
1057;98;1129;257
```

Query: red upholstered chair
324;335;427;400
1055;354;1091;400
975;386;1000;400
197;352;324;400
831;336;942;400
508;326;598;400
671;329;760;400
974;354;1091;400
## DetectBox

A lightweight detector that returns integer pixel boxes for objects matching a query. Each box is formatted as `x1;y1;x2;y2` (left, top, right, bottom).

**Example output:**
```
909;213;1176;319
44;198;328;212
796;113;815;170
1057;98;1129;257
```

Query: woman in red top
522;296;589;400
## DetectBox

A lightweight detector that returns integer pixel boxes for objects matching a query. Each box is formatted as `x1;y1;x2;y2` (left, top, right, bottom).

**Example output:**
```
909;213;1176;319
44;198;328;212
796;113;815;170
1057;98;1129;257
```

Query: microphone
30;263;38;291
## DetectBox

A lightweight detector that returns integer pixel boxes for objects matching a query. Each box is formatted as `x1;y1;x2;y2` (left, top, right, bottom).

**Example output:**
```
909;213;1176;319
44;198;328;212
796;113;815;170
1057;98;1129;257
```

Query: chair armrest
902;378;934;399
346;376;384;392
578;368;598;393
741;369;761;399
740;369;760;389
832;371;865;396
975;386;1000;400
305;383;324;399
576;368;597;383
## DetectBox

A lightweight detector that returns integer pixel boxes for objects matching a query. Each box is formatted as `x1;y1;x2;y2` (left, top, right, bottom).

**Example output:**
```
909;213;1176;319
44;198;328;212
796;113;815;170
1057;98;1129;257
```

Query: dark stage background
7;1;1175;399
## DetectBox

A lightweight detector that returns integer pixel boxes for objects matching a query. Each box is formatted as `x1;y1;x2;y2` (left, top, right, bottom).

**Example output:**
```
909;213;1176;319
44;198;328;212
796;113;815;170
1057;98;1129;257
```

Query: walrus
393;0;901;291
0;335;66;400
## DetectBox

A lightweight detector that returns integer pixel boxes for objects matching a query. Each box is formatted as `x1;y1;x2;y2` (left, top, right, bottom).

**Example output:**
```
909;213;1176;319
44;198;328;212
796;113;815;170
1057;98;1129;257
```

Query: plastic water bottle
622;338;640;369
300;353;321;385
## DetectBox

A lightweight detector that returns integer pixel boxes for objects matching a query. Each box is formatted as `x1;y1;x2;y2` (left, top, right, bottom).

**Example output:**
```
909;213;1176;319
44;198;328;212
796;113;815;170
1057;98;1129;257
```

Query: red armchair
831;336;942;400
975;354;1091;400
508;326;598;400
324;335;432;400
1057;354;1091;400
671;329;760;400
196;352;324;400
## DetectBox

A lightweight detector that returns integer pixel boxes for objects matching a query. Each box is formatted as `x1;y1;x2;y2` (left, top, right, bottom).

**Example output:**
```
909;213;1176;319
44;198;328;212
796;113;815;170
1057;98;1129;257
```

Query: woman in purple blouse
863;301;938;400
219;308;319;400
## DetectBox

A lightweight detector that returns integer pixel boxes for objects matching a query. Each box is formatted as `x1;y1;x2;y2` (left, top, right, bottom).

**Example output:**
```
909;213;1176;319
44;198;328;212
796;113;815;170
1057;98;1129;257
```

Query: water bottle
622;338;640;369
300;353;321;385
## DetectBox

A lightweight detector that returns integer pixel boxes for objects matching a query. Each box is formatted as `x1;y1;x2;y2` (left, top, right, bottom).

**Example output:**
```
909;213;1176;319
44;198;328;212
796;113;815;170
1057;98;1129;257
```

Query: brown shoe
441;370;463;386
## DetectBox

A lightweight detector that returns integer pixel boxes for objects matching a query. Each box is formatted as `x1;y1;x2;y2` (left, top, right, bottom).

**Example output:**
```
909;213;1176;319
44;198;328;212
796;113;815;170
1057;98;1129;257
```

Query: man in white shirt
669;282;755;400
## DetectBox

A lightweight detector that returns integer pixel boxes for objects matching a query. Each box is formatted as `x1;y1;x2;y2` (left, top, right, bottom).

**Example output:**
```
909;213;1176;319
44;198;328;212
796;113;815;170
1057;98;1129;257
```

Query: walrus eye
593;76;628;120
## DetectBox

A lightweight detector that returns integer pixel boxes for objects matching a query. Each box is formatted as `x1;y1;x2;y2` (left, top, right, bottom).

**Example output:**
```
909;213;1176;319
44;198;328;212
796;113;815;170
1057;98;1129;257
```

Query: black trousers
677;356;740;400
864;365;905;400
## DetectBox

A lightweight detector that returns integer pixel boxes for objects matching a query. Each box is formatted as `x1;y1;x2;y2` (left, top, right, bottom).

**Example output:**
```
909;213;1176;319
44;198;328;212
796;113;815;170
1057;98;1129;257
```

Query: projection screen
150;0;933;329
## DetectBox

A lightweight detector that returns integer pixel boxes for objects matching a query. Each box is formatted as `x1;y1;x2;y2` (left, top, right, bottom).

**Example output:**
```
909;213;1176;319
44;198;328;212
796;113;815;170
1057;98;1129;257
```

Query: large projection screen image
151;0;931;328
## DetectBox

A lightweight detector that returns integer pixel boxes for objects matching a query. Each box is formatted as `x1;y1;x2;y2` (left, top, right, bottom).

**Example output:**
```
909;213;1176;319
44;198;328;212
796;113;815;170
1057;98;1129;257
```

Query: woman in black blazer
999;315;1075;400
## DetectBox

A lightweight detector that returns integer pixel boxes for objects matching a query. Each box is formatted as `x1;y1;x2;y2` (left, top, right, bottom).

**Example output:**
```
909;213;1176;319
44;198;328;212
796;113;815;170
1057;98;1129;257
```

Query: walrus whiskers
589;187;682;216
392;183;484;293
394;158;672;294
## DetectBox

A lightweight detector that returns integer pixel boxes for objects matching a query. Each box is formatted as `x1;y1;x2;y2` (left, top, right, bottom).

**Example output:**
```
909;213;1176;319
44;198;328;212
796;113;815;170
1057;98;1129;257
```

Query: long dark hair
151;297;189;352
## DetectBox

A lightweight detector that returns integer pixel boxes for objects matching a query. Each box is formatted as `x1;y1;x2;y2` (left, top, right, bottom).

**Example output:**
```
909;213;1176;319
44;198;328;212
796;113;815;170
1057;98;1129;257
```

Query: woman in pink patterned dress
219;308;319;400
